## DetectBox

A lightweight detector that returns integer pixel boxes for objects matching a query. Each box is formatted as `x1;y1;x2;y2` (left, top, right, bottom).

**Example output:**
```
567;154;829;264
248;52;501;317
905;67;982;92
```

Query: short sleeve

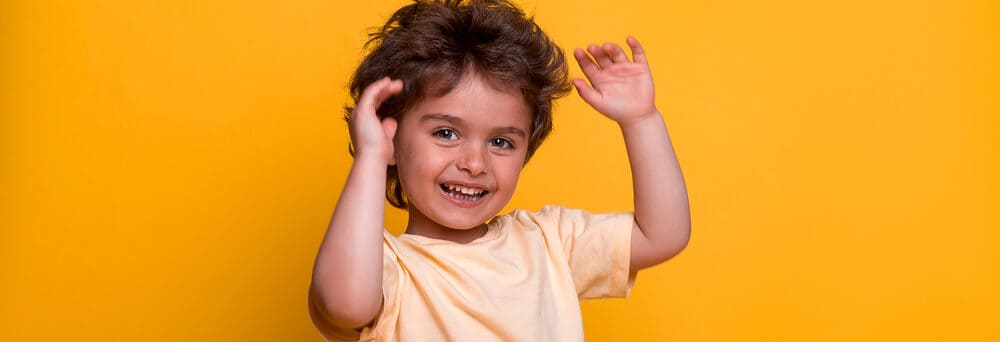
535;205;637;299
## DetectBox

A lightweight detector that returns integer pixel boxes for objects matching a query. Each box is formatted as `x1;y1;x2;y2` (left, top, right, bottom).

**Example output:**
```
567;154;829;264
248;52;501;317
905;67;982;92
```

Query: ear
382;117;398;166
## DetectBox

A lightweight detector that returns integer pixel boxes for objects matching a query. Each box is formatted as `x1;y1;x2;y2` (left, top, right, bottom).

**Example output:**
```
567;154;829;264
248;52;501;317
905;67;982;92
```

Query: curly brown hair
345;0;571;209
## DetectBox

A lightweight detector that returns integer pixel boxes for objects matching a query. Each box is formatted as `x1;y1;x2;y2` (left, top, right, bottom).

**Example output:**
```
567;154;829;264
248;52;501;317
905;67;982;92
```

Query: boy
310;0;690;340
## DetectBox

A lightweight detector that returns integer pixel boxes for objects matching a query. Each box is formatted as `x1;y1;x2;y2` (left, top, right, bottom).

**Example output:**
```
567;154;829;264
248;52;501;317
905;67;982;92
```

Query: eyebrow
419;113;462;125
419;113;528;138
496;126;527;138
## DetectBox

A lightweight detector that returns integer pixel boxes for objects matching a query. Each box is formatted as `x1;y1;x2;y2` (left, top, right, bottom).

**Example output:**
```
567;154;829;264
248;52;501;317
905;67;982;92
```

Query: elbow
634;208;691;262
665;230;690;259
630;222;691;273
656;223;691;261
309;282;380;330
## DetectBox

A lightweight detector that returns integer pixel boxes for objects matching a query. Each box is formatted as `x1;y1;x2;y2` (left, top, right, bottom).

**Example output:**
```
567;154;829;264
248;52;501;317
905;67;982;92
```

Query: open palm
573;36;657;124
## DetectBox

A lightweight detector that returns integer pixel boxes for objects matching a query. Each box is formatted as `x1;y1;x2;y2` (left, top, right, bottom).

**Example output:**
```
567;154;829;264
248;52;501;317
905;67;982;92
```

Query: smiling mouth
439;184;488;202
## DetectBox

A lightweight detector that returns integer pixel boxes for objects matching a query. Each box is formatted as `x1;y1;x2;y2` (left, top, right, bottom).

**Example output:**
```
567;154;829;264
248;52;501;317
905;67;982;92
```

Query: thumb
381;117;398;165
573;78;602;108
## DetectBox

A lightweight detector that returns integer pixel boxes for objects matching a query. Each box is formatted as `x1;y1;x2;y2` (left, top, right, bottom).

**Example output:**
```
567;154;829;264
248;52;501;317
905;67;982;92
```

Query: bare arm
310;77;402;329
573;37;691;274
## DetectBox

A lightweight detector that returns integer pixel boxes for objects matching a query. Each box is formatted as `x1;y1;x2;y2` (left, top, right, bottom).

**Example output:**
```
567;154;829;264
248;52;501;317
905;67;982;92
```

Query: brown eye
489;137;513;149
433;129;458;140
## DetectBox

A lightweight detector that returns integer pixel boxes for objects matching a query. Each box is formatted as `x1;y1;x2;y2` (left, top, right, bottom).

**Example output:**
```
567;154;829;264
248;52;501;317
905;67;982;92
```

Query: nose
457;143;488;176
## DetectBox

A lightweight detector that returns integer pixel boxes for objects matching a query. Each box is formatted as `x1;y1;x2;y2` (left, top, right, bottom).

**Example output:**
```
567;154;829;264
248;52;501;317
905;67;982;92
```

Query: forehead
403;73;532;130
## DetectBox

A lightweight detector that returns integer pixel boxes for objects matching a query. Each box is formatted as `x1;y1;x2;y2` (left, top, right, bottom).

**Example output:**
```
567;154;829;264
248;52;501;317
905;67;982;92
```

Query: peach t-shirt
313;205;636;341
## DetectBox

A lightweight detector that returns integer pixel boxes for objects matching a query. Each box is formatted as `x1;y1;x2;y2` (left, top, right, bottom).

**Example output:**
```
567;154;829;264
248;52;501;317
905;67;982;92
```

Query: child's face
393;72;532;237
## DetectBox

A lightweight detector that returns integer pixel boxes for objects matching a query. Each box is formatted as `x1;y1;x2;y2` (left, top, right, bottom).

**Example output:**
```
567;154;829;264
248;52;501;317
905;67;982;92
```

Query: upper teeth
447;184;485;196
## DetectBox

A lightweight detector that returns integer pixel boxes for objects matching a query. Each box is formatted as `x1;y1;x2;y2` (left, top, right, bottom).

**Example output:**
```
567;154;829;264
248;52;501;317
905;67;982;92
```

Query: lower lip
439;186;487;208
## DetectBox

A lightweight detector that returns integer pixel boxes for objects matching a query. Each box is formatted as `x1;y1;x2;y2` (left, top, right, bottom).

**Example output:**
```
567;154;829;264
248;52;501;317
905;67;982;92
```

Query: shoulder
485;205;575;244
501;205;631;232
498;205;626;242
500;205;571;225
381;230;404;255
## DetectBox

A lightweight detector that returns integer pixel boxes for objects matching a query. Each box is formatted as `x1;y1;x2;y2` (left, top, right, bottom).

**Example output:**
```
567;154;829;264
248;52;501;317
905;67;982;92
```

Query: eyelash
433;128;458;140
489;137;514;149
432;129;515;150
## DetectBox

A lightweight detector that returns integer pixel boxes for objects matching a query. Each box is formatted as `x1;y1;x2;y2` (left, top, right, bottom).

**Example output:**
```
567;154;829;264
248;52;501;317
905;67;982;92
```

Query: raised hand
573;36;657;125
316;76;403;330
348;77;404;163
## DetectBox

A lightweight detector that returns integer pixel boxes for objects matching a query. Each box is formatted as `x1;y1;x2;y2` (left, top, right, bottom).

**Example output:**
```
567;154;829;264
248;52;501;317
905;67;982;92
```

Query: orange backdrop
1;0;996;340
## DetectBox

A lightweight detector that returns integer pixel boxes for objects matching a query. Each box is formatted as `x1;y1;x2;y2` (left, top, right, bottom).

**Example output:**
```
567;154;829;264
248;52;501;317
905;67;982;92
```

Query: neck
404;209;489;244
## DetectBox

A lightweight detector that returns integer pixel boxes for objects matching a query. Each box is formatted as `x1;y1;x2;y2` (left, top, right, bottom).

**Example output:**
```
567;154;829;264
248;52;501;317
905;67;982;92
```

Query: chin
435;213;493;230
441;203;507;228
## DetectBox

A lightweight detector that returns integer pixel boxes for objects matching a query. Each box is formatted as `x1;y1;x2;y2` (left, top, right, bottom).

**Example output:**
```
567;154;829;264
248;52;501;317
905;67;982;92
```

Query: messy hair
345;0;571;209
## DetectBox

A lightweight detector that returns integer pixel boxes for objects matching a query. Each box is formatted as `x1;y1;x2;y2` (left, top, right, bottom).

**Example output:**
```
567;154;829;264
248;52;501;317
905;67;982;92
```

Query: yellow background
2;0;996;340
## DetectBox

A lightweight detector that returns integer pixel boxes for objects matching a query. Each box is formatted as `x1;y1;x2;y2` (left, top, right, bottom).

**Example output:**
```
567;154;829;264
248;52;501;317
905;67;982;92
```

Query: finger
587;44;613;69
573;47;600;78
626;36;647;64
604;42;629;63
572;78;601;108
372;79;403;110
357;77;403;121
356;77;391;118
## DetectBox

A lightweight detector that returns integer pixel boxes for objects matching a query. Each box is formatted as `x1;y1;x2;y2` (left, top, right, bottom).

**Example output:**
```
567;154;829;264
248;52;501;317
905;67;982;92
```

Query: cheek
395;143;447;179
494;158;525;184
393;134;427;165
